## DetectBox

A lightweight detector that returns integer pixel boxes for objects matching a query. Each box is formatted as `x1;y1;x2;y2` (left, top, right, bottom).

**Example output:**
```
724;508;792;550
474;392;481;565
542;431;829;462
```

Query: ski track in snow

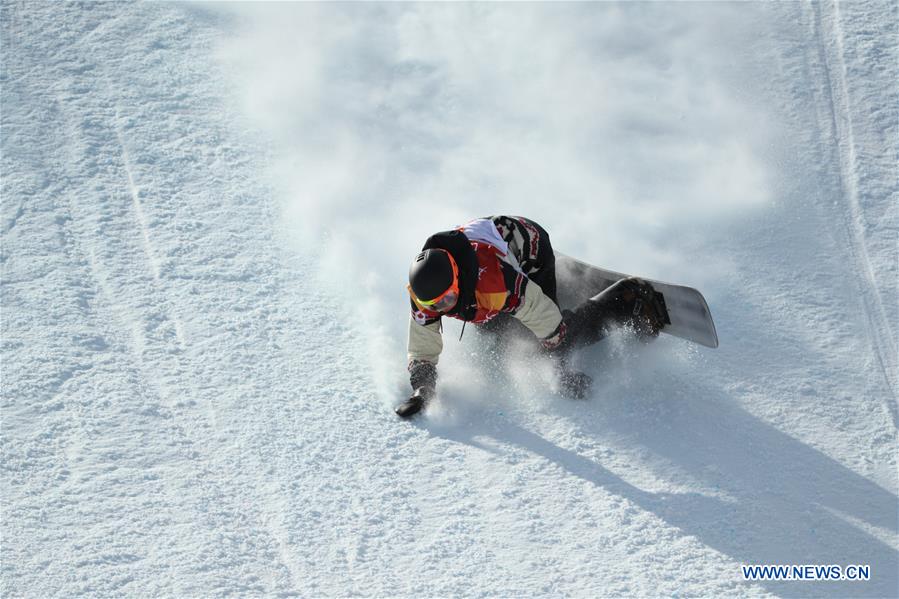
1;2;313;594
2;1;897;597
807;0;898;426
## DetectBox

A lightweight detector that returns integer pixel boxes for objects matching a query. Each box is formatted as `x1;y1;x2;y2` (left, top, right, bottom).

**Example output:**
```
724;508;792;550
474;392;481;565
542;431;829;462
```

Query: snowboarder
397;216;668;417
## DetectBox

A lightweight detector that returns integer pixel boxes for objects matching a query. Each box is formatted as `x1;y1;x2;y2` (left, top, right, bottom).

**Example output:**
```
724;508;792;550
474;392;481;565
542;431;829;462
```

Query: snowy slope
2;1;896;598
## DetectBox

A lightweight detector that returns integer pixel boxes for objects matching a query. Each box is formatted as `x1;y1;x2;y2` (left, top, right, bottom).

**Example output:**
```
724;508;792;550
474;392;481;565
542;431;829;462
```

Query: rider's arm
513;281;563;341
407;316;443;365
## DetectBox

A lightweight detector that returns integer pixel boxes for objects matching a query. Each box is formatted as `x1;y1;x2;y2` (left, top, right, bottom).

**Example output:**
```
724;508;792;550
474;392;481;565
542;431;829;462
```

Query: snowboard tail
555;253;719;348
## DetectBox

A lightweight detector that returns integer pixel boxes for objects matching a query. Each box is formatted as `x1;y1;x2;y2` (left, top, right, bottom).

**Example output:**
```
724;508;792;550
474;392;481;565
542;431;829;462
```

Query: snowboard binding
565;277;671;347
625;279;671;340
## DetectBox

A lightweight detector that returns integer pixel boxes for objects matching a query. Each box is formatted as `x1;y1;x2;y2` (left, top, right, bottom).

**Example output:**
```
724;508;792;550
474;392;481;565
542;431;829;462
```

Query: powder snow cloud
213;2;778;382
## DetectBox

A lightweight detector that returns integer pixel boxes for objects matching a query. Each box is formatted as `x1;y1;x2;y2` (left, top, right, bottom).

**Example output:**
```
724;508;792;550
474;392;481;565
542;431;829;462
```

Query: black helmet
409;249;456;302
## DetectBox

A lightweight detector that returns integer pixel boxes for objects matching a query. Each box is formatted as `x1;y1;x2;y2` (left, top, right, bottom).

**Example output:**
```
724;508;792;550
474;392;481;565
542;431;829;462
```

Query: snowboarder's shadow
425;379;898;598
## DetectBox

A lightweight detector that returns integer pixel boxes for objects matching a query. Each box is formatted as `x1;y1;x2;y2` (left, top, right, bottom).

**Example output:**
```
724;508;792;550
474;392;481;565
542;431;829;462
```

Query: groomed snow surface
2;1;896;597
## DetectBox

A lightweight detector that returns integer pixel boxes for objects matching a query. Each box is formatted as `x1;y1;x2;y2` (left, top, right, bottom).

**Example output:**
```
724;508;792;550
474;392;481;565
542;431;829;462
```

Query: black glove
541;318;592;399
409;360;437;391
396;361;437;418
557;365;592;399
395;386;434;418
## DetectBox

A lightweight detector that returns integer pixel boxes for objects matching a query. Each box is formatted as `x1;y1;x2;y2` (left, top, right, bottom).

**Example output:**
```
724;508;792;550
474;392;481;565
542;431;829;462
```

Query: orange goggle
408;251;460;313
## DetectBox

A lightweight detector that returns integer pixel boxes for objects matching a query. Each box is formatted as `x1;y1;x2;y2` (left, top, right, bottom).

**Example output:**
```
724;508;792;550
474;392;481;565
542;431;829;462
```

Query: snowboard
555;253;719;348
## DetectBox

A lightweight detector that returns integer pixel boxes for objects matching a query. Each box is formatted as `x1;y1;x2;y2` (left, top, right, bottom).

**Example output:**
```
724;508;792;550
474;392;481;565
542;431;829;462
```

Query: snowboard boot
616;277;669;340
565;277;669;346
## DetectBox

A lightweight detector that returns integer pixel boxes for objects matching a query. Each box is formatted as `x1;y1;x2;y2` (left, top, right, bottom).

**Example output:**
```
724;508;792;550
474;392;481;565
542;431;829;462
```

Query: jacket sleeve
407;316;443;365
513;281;563;340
